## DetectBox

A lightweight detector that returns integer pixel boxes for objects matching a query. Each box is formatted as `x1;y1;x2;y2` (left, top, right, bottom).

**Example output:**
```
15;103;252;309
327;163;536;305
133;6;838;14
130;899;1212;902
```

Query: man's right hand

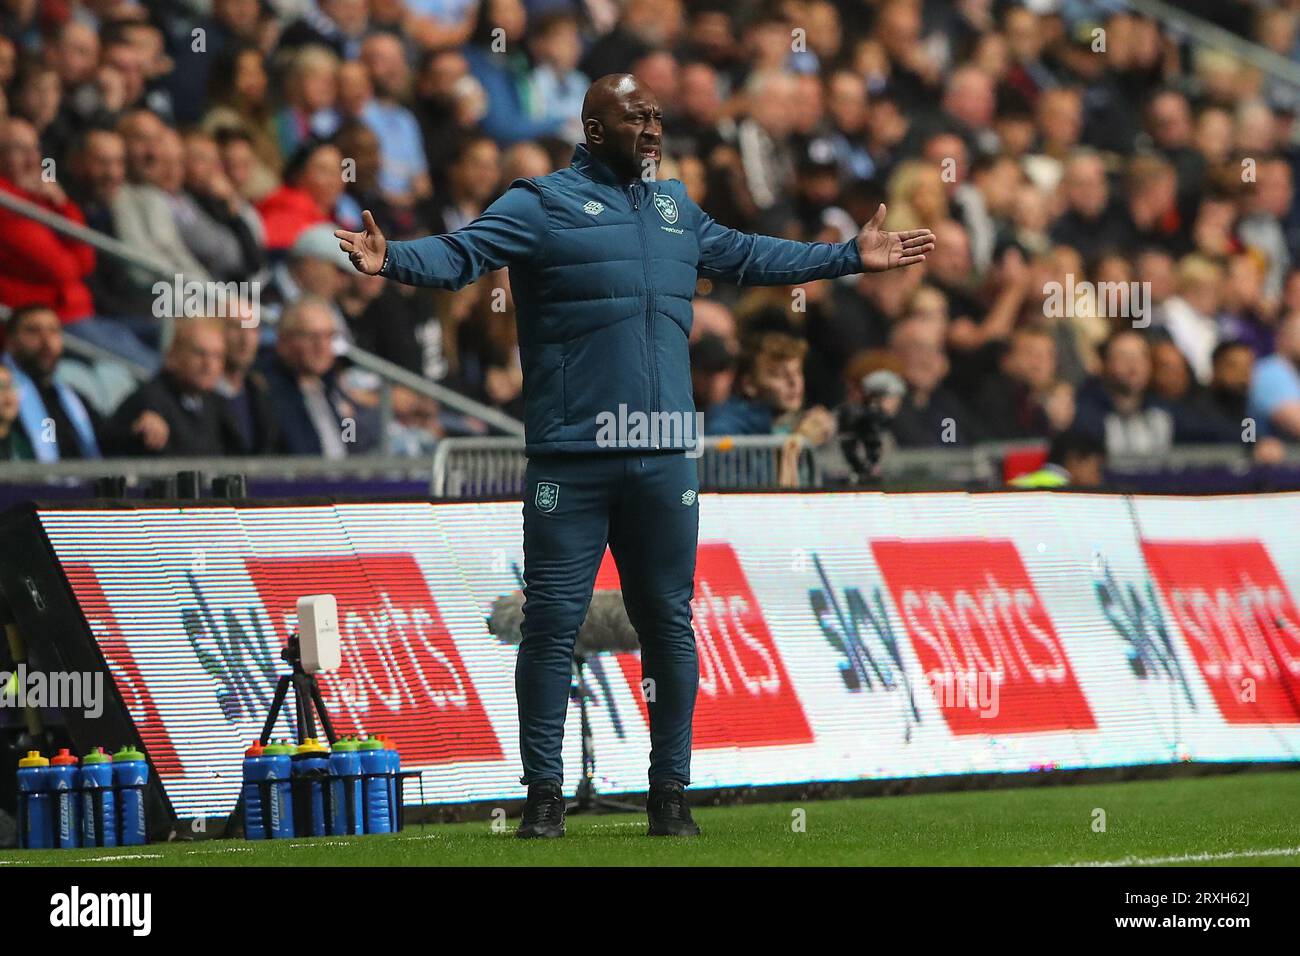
795;405;836;447
132;410;169;451
335;210;388;275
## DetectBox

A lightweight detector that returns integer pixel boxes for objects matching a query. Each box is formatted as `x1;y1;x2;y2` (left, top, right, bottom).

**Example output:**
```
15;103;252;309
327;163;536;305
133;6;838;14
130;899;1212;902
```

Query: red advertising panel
871;539;1096;735
64;563;184;776
246;554;504;763
1141;541;1300;724
599;543;814;748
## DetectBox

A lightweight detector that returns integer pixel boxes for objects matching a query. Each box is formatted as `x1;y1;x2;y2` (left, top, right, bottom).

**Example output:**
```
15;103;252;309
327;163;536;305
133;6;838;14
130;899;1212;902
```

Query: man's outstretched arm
696;202;935;286
335;183;548;289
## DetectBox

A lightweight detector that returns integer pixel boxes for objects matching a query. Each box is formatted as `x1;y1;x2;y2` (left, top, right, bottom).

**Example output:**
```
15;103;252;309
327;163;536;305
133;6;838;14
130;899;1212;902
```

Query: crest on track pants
535;482;559;513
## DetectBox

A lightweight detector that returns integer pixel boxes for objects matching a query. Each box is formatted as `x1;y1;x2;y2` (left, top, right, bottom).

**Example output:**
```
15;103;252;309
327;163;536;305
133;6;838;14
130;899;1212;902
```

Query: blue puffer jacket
384;144;864;454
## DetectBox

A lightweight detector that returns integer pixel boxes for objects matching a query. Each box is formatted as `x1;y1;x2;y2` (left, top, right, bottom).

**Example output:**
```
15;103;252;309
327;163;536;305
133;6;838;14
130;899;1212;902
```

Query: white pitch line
83;853;165;862
183;846;255;855
1061;846;1300;867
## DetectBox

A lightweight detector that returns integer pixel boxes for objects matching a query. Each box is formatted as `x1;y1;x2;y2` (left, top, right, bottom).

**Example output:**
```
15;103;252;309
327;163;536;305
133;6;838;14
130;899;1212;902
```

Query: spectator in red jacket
0;117;162;371
255;138;344;251
0;116;95;322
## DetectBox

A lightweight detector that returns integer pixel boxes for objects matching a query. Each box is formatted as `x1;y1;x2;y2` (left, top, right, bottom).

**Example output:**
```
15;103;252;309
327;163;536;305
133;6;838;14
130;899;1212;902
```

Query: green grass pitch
5;770;1298;867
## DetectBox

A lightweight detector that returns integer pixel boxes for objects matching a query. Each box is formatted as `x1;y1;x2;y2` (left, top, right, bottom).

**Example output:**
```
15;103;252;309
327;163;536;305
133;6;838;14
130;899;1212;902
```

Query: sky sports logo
49;886;151;936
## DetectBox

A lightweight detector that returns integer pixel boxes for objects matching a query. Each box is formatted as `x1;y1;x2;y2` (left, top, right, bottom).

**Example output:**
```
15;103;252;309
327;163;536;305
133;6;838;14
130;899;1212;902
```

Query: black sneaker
646;781;701;837
516;781;566;839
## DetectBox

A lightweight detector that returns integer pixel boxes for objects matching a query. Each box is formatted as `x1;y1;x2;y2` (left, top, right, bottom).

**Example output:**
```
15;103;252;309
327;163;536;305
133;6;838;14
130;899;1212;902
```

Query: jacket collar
570;143;636;187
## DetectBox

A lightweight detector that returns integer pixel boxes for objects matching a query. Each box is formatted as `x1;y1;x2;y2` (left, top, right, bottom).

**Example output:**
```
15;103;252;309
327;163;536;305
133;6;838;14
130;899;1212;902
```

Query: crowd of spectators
2;0;1300;475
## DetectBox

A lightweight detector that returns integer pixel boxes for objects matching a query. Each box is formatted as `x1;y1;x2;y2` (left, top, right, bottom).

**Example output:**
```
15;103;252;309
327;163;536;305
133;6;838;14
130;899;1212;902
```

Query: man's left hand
857;203;935;272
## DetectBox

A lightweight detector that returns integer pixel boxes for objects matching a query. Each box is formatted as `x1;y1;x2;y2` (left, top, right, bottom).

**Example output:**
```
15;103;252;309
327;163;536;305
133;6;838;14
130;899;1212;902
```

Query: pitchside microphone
489;590;640;657
490;587;643;814
298;595;341;674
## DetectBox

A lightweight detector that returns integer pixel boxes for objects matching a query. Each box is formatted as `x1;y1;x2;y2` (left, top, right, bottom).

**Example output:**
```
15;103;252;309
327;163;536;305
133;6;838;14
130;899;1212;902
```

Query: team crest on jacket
535;481;559;513
582;200;604;215
653;194;679;224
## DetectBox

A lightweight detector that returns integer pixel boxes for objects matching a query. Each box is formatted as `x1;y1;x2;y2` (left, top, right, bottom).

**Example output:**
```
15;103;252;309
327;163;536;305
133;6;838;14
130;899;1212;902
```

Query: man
335;74;933;838
704;331;835;448
0;118;96;325
359;33;433;214
1207;339;1256;429
278;0;370;59
1121;154;1191;256
333;120;393;234
972;326;1074;441
265;224;354;339
178;128;265;281
261;295;377;457
115;110;213;289
2;305;101;460
887;315;976;447
1048;149;1131;263
689;334;736;419
217;308;280;455
107;318;242;456
67;127;142;316
1248;312;1300;440
1074;330;1176;455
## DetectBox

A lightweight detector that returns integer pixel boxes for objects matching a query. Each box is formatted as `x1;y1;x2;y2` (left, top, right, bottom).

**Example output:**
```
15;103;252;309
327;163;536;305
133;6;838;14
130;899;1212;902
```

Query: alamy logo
50;886;152;936
1;664;102;718
582;200;605;216
595;404;706;458
653;194;678;224
1042;274;1151;328
152;275;260;327
535;482;559;513
681;489;697;506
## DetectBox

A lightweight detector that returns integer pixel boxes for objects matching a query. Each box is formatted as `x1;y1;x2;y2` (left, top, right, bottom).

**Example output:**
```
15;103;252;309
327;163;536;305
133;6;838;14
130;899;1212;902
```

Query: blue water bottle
328;737;362;835
80;747;117;847
378;734;402;831
242;741;268;839
358;737;392;834
292;739;330;837
48;749;81;849
112;746;149;845
264;741;295;838
243;741;294;839
16;751;52;849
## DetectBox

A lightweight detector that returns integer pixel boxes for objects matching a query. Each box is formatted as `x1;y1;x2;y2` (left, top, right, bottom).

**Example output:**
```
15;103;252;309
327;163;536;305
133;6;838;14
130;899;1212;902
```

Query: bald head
581;73;662;182
582;73;639;125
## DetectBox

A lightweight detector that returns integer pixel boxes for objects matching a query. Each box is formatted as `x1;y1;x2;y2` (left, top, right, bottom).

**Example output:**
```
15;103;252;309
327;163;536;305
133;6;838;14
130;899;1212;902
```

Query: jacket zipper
628;182;659;447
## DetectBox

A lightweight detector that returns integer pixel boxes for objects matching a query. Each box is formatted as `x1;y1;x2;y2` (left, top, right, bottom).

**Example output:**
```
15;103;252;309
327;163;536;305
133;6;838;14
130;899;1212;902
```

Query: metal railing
881;440;1294;485
0;440;1293;496
0;454;434;485
59;333;153;383
428;437;1300;496
0;188;525;440
1127;0;1300;91
430;434;819;497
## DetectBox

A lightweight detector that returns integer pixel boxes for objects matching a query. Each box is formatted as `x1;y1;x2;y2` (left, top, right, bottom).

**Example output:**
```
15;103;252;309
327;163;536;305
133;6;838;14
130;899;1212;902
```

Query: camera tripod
258;633;338;746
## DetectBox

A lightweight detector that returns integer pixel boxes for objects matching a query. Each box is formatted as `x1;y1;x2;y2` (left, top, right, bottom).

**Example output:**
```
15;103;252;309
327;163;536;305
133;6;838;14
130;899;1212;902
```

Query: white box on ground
297;594;341;673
